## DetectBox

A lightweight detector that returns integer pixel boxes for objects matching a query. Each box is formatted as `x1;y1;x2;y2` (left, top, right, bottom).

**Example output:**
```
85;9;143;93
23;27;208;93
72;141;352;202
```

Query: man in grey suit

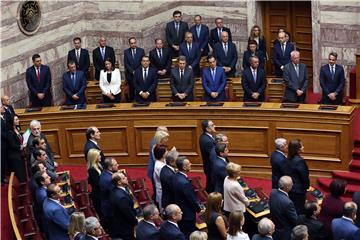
283;51;308;103
170;55;195;101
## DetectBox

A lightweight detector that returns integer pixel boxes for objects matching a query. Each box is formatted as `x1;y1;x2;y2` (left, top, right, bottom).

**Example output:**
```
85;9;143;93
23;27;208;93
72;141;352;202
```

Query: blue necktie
253;70;257;83
197;26;200;38
71;73;76;87
331;66;335;80
212;69;216;82
101;48;105;60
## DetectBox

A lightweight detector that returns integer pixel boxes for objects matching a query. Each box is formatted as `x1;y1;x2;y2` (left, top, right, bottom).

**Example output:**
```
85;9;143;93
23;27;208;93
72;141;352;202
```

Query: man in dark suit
33;149;57;181
242;56;267;102
252;217;275;240
160;204;186;240
134;56;158;103
209;133;229;166
1;95;15;122
209;17;232;49
173;157;202;238
165;10;189;58
269;176;298;240
170;56;195;101
297;201;327;240
92;36;116;81
353;192;360;227
202;55;227;102
283;51;308;103
67;37;90;77
331;201;359;240
213;31;238;77
109;171;138;240
199;119;216;193
1;106;8;184
190;15;209;57
160;150;177;210
320;52;346;105
34;171;51;232
179;32;201;77
26;54;52;107
42;184;70;240
270;138;287;189
211;143;228;195
83;216;103;240
124;37;145;101
273;31;295;77
62;61;87;105
136;204;160;240
83;126;105;164
242;40;266;70
149;38;171;79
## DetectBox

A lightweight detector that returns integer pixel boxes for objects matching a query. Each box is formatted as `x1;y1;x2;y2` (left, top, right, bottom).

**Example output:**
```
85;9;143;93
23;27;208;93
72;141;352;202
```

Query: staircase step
350;159;360;173
353;147;360;160
317;177;360;197
332;171;360;185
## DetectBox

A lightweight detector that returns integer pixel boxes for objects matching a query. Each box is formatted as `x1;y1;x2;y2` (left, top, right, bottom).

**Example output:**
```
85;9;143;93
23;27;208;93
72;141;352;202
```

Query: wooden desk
17;103;355;180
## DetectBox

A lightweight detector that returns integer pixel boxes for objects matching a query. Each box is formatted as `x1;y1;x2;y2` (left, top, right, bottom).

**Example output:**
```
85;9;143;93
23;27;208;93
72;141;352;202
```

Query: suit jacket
99;68;121;95
62;70;87;105
242;50;266;70
251;234;273;240
297;215;326;240
199;133;215;177
27;132;55;165
320;64;346;105
92;46;116;80
4;105;15;123
211;156;228;195
209;27;232;49
83;140;105;164
248;36;267;57
269;189;298;240
213;41;238;77
270;150;287;189
136;220;160;240
7;130;26;182
88;167;101;200
353;192;360;227
284;155;310;195
283;62;308;103
109;187;138;239
160;165;176;209
272;41;294;77
332;217;359;240
99;171;115;218
124;47;145;77
170;67;195;101
26;65;52;107
149;48;172;75
42;198;70;240
160;221;186;240
165;21;189;48
67;48;90;73
133;67;158;103
179;42;201;76
173;172;201;221
241;67;267;102
202;66;227;102
190;24;209;56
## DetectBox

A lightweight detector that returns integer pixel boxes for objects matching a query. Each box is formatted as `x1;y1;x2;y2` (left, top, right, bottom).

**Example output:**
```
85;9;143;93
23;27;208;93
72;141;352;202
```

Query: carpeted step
332;171;360;185
317;177;360;198
350;159;360;173
353;147;360;160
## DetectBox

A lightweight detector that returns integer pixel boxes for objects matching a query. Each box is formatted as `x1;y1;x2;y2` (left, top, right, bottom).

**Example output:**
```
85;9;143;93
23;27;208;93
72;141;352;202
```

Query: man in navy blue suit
211;142;229;195
180;32;201;77
109;171;138;240
160;204;186;240
92;36;116;81
242;40;266;70
62;61;87;105
209;17;232;49
241;56;267;102
331;201;359;240
190;15;209;57
34;171;51;233
134;56;158;103
149;38;171;79
124;37;145;101
67;37;90;77
213;31;238;77
166;10;189;58
320;52;346;105
83;126;105;164
173;156;202;239
202;55;227;102
270;138;288;189
273;32;294;77
160;149;178;210
26;54;53;107
42;184;70;240
136;204;160;240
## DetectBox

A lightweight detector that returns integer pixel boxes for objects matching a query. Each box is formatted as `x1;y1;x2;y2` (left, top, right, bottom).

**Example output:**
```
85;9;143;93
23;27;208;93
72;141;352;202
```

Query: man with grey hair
84;216;103;239
270;138;288;189
170;55;195;101
179;32;201;76
136;204;160;240
160;147;178;209
252;217;275;240
160;204;186;239
283;50;308;103
291;225;308;240
331;201;359;240
269;176;298;240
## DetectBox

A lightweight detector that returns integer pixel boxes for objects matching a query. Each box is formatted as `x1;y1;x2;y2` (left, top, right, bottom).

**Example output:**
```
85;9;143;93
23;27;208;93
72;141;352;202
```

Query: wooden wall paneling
41;129;61;160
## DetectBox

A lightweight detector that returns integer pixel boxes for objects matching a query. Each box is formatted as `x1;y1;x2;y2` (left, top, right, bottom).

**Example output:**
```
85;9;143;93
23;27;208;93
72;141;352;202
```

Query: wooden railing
8;172;23;240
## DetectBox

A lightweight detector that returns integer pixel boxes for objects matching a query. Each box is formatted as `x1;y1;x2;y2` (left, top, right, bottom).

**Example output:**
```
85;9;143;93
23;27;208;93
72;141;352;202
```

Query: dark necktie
36;67;40;82
71;73;76;87
188;44;192;53
158;49;162;59
253;70;257;83
176;23;179;36
180;70;184;81
101;48;105;60
224;43;228;56
132;49;136;59
144;69;147;81
295;64;299;77
76;50;80;62
281;43;285;55
331;66;335;79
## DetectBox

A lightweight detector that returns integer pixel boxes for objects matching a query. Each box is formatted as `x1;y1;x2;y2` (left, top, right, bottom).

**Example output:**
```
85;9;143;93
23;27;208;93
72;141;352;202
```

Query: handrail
8;172;22;240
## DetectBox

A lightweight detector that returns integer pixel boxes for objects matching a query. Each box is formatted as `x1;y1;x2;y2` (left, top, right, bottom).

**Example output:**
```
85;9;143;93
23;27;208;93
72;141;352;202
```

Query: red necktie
36;67;40;82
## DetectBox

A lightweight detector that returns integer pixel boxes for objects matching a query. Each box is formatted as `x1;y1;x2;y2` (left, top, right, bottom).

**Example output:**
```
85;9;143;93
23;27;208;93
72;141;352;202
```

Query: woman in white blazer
99;58;121;103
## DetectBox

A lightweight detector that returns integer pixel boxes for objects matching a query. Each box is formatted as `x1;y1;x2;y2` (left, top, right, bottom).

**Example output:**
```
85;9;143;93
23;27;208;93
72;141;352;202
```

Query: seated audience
153;144;168;211
160;204;186;240
160;147;178;211
180;32;201;76
67;37;90;76
205;192;227;240
291;225;308;240
223;163;250;216
242;40;265;70
270;138;288;189
68;212;86;240
62;60;87;105
149;38;171;79
190;15;210;57
202;55;227;102
190;230;208;240
209;17;232;49
170;55;195;101
227;210;249;240
92;36;116;81
99;58;121;103
252;217;275;240
248;25;267;59
84;216;103;240
83;126;105;164
136;204;161;240
211;142;229;195
87;149;103;218
33;149;58;181
213;31;238;77
297;201;326;240
331;201;359;240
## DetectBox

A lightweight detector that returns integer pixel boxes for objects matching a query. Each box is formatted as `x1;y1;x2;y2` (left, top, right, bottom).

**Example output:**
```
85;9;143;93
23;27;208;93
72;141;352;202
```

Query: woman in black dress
87;148;103;217
204;192;227;240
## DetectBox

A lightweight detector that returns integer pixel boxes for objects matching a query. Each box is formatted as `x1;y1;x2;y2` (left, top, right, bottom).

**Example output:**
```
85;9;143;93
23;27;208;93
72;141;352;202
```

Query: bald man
1;95;15;122
92;36;116;80
273;31;294;77
213;31;238;77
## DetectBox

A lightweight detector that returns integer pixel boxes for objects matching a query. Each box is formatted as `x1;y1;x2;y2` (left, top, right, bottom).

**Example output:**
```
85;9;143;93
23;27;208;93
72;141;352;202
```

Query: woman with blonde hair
248;25;267;58
68;212;86;240
87;148;103;217
227;210;249;240
204;192;227;240
190;230;208;240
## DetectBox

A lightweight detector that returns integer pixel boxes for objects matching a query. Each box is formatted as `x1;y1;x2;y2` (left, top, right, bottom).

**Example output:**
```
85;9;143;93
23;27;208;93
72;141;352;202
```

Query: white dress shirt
99;68;121;95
